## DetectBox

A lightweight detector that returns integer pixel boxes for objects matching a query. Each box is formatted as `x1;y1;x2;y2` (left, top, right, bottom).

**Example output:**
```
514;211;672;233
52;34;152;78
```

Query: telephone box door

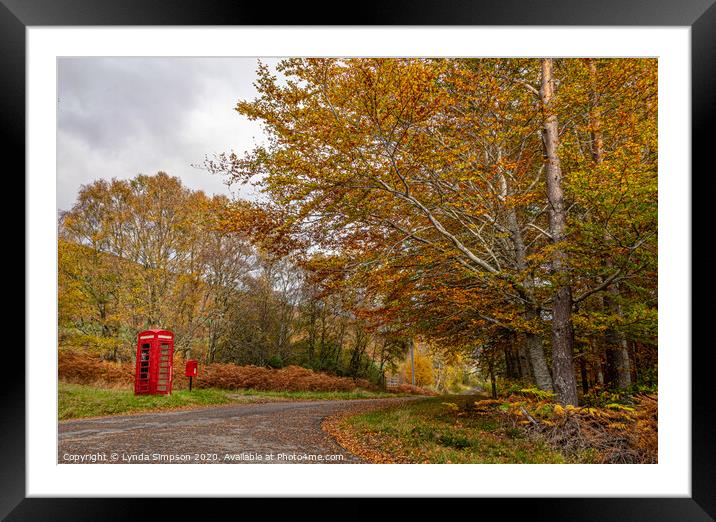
154;337;173;394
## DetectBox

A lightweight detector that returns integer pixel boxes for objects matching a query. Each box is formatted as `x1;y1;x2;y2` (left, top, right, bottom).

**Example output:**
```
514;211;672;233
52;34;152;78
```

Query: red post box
185;359;198;391
134;329;174;395
185;359;198;377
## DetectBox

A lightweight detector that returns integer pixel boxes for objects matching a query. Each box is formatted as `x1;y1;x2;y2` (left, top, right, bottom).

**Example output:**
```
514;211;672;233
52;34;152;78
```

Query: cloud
57;57;274;210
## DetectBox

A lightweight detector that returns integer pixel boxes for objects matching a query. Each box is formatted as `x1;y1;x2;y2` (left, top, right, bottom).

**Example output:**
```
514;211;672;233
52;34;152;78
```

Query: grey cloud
57;57;274;211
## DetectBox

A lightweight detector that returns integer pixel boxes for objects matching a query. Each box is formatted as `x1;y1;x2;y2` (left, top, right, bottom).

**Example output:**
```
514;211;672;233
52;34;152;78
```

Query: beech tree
539;58;578;405
207;57;657;404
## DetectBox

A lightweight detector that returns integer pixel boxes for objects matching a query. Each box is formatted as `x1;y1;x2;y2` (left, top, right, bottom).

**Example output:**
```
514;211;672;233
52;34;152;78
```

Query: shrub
516;387;555;401
265;355;284;369
58;350;379;392
200;363;378;392
58;349;134;387
386;384;438;396
501;392;658;463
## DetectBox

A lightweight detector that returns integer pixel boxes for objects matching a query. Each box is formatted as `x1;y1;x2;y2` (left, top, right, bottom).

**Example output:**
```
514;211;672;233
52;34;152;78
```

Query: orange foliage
191;363;376;392
58;350;377;392
500;393;657;463
386;384;438;396
58;350;134;387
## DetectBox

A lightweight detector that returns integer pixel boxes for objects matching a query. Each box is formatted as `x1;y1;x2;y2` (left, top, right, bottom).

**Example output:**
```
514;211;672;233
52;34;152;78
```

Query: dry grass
192;363;377;392
58;350;134;388
58;350;378;392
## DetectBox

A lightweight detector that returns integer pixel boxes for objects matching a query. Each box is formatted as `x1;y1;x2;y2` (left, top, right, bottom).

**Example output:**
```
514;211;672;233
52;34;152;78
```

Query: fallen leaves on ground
322;400;415;463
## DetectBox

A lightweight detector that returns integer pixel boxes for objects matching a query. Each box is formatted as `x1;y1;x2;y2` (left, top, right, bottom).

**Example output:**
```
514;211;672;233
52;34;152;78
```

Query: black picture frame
6;0;711;518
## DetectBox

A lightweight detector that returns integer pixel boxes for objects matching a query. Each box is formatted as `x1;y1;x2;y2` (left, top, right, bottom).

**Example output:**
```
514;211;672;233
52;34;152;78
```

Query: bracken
58;350;379;392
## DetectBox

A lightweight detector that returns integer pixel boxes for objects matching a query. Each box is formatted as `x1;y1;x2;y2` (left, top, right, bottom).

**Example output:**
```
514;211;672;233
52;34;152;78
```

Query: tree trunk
517;340;531;380
504;345;518;379
604;289;632;388
409;338;416;386
551;287;578;405
541;58;578;406
588;59;632;390
307;308;316;363
208;327;218;364
490;367;497;399
596;357;605;386
525;321;553;392
579;354;589;394
588;59;605;165
499;165;554;392
630;340;639;384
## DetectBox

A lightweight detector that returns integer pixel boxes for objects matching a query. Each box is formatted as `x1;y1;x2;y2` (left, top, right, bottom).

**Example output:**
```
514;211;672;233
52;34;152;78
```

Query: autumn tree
59;58;657;399
557;58;657;391
210;59;555;387
539;58;578;405
59;173;255;361
206;57;658;403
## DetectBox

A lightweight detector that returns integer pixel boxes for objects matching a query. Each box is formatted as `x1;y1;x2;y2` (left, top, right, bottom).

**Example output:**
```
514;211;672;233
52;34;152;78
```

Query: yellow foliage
402;350;435;387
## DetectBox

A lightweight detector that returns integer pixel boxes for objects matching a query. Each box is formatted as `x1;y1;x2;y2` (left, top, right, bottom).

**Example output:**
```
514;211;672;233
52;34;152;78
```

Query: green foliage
604;403;636;412
579;384;657;408
517;387;556;401
636;366;658;389
265;355;284;369
436;433;472;449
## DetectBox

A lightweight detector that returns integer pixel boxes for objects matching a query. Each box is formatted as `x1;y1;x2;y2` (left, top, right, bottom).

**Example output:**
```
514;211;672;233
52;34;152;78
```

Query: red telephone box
134;329;174;395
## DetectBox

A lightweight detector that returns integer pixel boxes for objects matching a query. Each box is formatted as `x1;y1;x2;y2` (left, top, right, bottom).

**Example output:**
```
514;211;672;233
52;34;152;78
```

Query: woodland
59;58;657;406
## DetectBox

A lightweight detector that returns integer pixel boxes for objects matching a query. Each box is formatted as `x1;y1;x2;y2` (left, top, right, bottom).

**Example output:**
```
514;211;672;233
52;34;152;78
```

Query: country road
58;398;413;464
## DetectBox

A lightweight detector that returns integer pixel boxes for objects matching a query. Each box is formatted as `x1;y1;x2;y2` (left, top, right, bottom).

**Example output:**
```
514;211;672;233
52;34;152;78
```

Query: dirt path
58;398;413;464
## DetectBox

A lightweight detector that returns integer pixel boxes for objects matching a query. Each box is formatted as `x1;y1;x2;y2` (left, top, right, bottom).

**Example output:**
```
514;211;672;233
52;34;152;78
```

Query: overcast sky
57;57;276;211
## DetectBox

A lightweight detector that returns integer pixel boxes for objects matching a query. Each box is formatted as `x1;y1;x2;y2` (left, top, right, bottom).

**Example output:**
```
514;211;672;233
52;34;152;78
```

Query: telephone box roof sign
134;329;174;396
138;329;174;340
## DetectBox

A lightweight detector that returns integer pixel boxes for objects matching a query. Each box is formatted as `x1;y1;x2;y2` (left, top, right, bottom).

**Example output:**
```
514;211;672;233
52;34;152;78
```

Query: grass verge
59;382;403;420
324;395;567;463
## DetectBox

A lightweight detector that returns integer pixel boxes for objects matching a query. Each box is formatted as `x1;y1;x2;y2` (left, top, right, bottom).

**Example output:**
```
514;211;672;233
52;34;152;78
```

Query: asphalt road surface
58;398;410;464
